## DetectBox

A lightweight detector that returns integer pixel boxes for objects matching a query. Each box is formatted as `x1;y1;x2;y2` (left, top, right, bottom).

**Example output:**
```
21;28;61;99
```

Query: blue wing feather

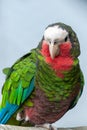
0;102;19;124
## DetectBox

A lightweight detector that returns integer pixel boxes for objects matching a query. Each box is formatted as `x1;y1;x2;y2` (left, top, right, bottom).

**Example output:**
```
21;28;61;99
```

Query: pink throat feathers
41;41;74;78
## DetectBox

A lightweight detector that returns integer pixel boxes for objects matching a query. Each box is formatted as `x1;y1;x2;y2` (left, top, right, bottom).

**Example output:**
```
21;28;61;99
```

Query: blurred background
0;0;87;128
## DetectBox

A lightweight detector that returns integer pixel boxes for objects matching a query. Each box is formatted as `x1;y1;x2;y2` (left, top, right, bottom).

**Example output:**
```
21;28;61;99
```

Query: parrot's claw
35;123;58;130
16;111;30;122
16;112;24;121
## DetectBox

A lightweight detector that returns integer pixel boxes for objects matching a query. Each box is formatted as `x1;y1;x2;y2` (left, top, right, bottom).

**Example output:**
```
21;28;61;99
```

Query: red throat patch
41;41;74;78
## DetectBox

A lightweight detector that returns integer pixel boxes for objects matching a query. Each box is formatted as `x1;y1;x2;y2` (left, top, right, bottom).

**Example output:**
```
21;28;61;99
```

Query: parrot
0;22;84;129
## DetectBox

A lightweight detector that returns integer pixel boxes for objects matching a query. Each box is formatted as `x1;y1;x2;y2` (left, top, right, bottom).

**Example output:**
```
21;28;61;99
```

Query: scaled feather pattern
0;22;84;127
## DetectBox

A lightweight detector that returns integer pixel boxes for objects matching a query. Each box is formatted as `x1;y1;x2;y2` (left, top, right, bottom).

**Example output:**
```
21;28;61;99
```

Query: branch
0;125;45;130
0;125;87;130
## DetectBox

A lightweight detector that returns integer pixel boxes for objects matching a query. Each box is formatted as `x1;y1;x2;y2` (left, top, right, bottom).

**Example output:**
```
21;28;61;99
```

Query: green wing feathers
1;50;37;108
69;69;84;109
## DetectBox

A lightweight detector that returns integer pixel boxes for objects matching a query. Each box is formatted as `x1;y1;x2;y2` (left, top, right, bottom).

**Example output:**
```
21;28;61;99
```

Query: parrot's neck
41;42;74;78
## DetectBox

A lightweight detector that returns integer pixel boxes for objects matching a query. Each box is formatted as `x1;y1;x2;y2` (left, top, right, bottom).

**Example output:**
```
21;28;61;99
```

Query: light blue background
0;0;87;127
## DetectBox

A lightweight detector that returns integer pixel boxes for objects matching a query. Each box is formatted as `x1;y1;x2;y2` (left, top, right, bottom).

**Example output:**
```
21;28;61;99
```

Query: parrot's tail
0;102;19;124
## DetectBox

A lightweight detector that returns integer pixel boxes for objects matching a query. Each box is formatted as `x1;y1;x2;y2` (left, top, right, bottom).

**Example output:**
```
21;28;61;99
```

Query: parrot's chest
30;56;80;124
26;58;81;125
28;83;80;125
36;58;74;101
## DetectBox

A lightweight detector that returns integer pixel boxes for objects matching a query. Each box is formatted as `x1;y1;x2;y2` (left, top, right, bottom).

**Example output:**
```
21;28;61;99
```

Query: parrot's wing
0;50;37;124
69;70;84;109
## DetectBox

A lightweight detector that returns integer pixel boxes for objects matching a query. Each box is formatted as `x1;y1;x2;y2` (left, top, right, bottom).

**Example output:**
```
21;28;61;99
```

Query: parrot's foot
16;112;25;121
16;111;30;122
35;123;58;130
16;110;30;122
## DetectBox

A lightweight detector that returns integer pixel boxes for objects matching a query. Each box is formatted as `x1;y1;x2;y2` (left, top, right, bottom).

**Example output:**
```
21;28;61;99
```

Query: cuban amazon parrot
0;23;84;129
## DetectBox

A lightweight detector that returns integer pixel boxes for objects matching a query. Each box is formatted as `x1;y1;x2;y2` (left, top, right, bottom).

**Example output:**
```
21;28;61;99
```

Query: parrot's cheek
59;42;72;56
41;41;50;57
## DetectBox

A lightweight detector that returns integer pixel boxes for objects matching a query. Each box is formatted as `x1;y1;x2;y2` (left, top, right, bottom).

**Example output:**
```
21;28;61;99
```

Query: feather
17;81;23;105
3;67;10;75
0;102;19;124
22;78;35;103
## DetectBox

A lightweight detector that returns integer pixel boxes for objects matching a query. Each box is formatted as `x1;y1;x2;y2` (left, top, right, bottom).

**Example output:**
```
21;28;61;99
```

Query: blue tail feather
0;102;19;124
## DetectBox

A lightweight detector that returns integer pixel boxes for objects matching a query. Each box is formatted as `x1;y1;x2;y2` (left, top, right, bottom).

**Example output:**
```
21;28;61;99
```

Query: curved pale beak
49;43;60;59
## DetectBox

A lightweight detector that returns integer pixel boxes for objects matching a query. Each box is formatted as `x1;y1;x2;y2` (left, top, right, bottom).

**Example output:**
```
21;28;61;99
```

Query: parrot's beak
49;43;60;59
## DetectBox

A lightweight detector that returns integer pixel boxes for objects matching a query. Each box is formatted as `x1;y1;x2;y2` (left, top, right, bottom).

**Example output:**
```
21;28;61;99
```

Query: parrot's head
38;23;80;59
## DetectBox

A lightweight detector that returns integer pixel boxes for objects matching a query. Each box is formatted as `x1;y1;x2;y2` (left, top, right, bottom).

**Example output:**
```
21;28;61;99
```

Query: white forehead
44;25;68;40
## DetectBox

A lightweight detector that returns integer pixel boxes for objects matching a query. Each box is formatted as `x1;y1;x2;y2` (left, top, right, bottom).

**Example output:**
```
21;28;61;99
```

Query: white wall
0;0;87;127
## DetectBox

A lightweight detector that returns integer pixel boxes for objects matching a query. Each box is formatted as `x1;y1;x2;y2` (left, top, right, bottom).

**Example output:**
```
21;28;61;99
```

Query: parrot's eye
64;36;68;42
54;41;57;45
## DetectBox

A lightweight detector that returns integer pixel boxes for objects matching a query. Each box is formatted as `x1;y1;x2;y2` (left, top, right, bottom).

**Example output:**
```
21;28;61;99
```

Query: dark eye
64;36;68;42
54;41;57;44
